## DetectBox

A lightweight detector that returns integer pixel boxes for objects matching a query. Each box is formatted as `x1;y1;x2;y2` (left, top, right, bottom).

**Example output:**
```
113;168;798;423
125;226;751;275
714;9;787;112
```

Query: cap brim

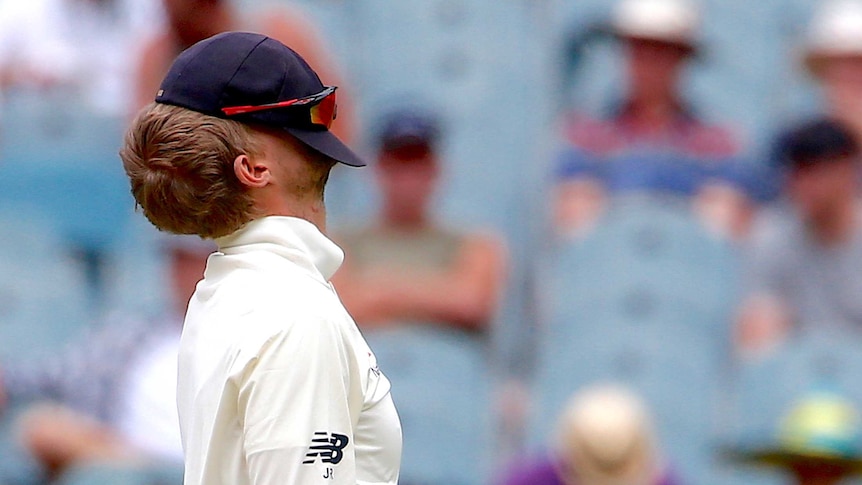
286;128;366;167
611;30;699;57
804;50;862;77
722;445;862;472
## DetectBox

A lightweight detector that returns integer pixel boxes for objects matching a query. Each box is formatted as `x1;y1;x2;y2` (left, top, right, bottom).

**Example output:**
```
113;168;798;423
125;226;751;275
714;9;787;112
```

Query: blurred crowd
3;0;862;485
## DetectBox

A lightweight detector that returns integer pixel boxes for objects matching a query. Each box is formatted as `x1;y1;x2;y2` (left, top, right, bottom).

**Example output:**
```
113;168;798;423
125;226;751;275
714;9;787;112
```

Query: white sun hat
553;384;661;485
805;0;862;72
611;0;700;52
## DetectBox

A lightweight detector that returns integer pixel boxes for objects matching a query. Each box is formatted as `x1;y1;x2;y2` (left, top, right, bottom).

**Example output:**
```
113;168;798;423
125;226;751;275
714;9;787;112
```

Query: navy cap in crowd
377;108;441;154
774;118;859;169
155;31;365;167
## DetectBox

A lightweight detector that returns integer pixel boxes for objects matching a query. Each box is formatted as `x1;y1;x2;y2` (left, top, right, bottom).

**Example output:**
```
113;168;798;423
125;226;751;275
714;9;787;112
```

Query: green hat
727;389;862;472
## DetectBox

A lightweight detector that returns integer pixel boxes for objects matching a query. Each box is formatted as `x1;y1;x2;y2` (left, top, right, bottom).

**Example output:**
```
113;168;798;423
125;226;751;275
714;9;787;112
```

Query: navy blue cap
155;31;365;167
774;118;859;169
377;108;441;153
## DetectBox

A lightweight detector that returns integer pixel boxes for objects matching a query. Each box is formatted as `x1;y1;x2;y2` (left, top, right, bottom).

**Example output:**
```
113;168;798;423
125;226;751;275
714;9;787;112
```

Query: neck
627;95;679;129
296;199;327;233
809;198;856;246
381;208;428;231
254;194;327;233
833;110;862;143
173;4;235;49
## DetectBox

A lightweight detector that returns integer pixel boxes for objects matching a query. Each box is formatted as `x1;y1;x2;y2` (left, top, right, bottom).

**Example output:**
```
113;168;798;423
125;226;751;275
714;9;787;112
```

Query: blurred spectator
333;107;506;332
133;0;356;143
728;388;862;485
0;0;160;115
332;107;506;484
735;118;862;357
553;0;755;241
804;0;862;142
0;235;213;479
500;384;680;485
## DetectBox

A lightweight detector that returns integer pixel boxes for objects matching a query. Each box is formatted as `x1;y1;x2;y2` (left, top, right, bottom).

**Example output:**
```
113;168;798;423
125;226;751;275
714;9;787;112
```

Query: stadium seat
528;197;739;485
55;461;184;485
0;209;94;485
0;90;135;255
363;325;493;485
0;423;44;485
729;332;862;446
537;196;738;341
100;215;173;318
0;209;93;361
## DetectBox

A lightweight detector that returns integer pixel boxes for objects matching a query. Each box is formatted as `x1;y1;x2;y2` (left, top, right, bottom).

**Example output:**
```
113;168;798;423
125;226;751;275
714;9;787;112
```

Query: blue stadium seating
0;90;134;255
54;462;183;485
527;197;739;485
363;325;493;485
0;209;94;361
729;333;862;449
100;215;174;318
0;208;95;485
0;424;44;485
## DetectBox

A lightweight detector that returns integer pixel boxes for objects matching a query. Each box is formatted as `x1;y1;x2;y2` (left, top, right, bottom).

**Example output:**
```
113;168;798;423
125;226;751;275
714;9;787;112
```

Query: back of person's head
122;103;262;239
375;107;441;160
773;118;859;170
370;107;443;224
553;383;660;485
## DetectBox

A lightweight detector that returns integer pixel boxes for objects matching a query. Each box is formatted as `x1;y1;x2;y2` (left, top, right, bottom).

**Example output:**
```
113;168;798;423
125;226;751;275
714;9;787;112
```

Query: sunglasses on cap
221;86;338;129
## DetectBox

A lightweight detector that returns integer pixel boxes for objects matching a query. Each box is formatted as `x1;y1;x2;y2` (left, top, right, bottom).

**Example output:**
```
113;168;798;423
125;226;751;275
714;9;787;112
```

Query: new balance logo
302;431;349;465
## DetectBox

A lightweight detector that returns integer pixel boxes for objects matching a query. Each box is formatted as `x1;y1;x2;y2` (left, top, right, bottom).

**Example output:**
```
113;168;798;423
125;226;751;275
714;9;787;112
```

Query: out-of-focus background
4;0;862;484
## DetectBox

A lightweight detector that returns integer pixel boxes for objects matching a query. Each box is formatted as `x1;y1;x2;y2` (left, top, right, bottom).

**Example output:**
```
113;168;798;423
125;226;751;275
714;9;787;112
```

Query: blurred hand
553;179;606;240
340;268;410;328
694;183;753;242
17;404;136;475
735;296;791;360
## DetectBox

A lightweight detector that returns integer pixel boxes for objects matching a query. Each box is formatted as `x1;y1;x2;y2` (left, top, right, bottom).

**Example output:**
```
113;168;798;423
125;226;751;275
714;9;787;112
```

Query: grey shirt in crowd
745;203;862;334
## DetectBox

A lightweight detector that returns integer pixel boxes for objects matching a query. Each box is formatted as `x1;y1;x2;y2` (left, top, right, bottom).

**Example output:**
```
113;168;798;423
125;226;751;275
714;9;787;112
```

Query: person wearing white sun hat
610;0;700;53
803;0;862;140
552;0;757;242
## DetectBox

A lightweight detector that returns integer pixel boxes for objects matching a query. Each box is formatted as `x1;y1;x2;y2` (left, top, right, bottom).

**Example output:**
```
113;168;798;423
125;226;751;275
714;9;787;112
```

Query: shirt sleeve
237;315;357;485
554;146;603;181
741;212;789;300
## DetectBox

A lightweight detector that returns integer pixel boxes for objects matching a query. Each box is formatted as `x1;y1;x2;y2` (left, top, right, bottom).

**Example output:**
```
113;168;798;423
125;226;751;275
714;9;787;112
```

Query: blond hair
120;103;263;239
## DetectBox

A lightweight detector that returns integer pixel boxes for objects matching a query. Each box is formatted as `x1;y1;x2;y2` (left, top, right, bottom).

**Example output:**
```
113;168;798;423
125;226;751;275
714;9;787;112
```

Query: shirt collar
214;216;344;282
610;98;697;130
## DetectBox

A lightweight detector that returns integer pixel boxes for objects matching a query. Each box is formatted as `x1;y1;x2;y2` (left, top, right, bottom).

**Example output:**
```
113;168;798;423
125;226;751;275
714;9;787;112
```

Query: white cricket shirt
177;216;402;485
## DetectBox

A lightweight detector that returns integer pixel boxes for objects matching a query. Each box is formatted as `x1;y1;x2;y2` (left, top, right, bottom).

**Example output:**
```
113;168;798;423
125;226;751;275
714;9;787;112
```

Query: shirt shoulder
560;112;626;156
747;205;803;252
681;120;742;158
189;255;351;369
204;251;335;304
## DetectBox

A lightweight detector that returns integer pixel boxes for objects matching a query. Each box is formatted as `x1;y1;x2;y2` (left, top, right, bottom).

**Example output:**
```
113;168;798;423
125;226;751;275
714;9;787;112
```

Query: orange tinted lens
310;91;337;128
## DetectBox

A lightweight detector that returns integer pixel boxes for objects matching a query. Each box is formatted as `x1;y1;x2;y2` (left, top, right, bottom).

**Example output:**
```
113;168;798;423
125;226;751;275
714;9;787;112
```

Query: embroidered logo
368;352;381;377
302;431;349;465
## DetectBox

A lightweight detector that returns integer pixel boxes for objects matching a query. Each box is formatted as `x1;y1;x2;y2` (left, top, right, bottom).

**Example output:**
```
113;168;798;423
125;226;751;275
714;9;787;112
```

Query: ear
233;154;272;188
